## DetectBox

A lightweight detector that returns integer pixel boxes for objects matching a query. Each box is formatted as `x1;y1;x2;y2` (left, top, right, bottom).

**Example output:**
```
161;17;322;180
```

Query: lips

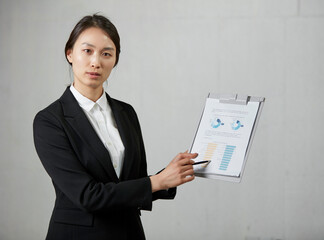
87;72;101;76
87;72;101;79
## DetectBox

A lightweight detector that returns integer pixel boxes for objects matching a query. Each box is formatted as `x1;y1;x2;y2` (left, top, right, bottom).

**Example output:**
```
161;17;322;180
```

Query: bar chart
219;145;236;171
203;143;218;161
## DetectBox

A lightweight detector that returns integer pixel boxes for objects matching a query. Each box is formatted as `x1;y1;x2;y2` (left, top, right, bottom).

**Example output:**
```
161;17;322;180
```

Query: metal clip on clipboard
209;93;253;105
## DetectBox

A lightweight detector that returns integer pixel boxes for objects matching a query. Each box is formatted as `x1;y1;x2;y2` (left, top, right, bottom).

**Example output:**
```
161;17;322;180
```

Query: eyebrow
81;42;115;51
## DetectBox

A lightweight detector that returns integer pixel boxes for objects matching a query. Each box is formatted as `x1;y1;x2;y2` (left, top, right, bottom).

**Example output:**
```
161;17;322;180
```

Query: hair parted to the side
65;14;121;66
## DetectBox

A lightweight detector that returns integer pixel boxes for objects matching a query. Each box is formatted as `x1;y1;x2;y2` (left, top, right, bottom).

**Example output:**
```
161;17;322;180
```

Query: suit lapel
60;88;119;182
106;93;133;181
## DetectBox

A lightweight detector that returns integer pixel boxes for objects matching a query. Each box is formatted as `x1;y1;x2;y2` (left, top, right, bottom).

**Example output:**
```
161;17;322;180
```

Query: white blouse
70;85;125;178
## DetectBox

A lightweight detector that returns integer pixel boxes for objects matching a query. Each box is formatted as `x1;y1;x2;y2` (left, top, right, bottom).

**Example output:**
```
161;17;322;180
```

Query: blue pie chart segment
211;118;224;128
232;120;244;130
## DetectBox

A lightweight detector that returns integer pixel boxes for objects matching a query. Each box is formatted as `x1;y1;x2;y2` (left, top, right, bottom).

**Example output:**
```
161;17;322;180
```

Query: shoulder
108;95;141;126
34;87;75;123
33;92;68;132
109;96;132;109
34;99;63;122
107;94;137;115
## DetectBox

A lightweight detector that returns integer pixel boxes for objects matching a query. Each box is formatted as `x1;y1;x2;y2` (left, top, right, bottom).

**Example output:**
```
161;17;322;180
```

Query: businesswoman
33;14;197;240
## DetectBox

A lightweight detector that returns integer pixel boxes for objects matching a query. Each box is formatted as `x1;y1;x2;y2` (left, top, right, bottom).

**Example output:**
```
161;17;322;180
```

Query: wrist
150;174;163;193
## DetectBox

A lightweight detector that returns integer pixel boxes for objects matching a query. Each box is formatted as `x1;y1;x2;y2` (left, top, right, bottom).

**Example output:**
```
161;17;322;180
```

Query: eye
102;52;112;57
83;49;92;54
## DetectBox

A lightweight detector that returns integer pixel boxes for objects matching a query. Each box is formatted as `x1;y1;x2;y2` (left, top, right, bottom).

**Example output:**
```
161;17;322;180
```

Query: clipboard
189;93;265;183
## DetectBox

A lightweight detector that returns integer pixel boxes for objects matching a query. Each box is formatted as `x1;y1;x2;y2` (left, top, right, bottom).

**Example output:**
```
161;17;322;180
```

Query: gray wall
1;0;323;239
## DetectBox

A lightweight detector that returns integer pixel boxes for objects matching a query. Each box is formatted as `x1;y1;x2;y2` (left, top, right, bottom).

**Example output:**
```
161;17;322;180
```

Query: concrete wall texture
0;0;323;239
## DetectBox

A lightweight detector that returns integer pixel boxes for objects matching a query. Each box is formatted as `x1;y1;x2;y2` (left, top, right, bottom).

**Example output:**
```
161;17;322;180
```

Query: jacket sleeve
33;109;153;213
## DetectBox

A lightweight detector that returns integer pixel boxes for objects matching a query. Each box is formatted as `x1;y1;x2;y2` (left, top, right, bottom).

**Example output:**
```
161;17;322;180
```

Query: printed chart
191;97;260;177
196;143;237;172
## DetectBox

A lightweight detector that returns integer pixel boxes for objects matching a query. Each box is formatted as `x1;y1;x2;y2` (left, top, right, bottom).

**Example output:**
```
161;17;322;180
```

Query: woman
33;14;197;240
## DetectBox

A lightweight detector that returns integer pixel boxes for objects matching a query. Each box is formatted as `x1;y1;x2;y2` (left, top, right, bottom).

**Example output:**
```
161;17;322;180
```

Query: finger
178;158;195;166
186;152;198;159
172;152;198;164
183;174;195;183
181;168;195;177
171;153;183;163
178;152;198;160
171;153;189;163
191;153;198;159
179;164;194;173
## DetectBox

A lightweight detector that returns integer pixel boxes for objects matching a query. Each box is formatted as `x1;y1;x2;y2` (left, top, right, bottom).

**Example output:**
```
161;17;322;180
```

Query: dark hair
65;14;121;66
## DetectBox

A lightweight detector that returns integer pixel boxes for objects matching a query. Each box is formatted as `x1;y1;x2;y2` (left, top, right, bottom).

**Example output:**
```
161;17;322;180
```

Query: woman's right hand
150;151;198;192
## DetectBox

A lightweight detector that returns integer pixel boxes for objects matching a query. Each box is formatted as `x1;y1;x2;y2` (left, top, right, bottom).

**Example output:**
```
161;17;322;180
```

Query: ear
66;49;73;63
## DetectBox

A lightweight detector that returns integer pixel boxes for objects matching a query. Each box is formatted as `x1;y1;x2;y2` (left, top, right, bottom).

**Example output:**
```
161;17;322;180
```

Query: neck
73;82;103;102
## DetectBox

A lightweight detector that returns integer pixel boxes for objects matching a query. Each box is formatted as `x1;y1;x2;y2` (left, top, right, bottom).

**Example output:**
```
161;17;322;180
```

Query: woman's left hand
150;151;198;192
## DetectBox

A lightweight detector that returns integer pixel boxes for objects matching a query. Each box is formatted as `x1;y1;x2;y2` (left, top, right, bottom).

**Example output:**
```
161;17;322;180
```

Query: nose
91;53;100;69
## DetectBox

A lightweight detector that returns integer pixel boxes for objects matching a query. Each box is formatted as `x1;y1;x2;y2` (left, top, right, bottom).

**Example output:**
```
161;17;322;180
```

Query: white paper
191;98;260;177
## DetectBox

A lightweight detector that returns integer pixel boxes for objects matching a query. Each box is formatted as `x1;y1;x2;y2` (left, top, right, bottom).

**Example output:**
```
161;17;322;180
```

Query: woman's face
67;27;116;90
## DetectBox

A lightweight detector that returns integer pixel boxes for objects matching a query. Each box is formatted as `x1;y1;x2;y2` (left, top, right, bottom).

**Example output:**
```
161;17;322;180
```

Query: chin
85;80;104;89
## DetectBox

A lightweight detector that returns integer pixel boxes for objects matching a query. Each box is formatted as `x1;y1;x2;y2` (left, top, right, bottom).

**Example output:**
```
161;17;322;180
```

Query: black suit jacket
33;88;176;240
